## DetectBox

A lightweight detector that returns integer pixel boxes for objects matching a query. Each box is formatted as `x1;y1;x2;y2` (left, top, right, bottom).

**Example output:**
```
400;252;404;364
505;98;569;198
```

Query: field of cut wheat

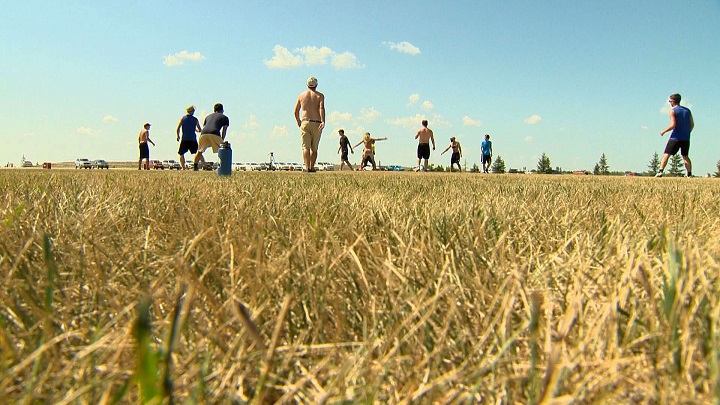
1;169;719;404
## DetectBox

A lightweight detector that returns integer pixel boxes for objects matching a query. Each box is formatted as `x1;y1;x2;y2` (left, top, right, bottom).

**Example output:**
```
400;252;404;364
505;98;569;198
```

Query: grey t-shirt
201;112;229;136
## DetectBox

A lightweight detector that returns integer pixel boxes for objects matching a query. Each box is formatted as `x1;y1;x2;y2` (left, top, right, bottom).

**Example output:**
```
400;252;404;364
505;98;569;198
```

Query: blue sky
2;1;719;173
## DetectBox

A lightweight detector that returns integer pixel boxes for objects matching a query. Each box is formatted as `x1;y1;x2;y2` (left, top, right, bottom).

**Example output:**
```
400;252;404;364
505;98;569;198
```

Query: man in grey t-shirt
194;103;229;170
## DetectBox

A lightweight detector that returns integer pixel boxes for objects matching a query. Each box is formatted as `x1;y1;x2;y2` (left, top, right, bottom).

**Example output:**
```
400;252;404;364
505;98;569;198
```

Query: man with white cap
294;76;325;172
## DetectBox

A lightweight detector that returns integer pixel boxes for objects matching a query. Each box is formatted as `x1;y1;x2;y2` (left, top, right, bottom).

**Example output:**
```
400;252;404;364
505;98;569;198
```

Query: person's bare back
295;89;325;128
415;127;434;144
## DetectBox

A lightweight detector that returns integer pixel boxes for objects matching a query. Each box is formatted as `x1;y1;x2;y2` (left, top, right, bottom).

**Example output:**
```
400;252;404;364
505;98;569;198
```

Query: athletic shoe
654;172;663;177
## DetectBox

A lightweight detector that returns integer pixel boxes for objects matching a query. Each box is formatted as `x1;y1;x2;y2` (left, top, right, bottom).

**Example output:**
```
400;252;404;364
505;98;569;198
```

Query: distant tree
429;164;446;172
594;153;610;175
715;160;720;178
470;163;480;173
537;153;553;174
668;154;684;177
491;156;506;173
648;152;660;175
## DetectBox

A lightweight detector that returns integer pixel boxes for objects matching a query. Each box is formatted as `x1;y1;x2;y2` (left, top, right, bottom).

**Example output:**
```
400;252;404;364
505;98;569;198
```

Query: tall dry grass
1;170;719;403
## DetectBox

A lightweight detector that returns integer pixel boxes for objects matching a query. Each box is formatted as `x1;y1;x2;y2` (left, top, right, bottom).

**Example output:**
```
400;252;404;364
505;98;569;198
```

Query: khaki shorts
300;121;322;151
198;134;223;153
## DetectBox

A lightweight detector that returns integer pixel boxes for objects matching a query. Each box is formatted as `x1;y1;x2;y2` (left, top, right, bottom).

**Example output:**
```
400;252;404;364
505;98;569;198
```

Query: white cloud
407;93;420;106
332;52;363;69
265;45;304;69
463;116;480;126
163;50;205;67
328;111;352;124
103;115;118;123
243;115;260;130
358;107;381;123
384;41;421;55
524;136;534;143
524;115;542;125
421;100;434;111
388;114;450;130
272;125;289;138
265;45;362;69
77;127;95;135
297;46;333;66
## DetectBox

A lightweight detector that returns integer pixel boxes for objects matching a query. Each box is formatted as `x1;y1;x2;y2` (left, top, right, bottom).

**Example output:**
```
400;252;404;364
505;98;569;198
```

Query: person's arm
459;143;463;157
690;113;695;132
337;145;341;154
414;130;420;140
661;110;676;136
176;119;182;141
196;120;202;133
441;144;451;155
221;125;228;140
318;94;325;131
147;134;155;146
352;141;363;149
430;132;435;150
294;99;302;127
374;137;388;142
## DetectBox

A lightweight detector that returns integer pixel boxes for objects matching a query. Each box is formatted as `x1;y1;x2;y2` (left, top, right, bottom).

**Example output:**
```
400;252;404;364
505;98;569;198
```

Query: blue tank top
180;115;199;141
670;106;692;141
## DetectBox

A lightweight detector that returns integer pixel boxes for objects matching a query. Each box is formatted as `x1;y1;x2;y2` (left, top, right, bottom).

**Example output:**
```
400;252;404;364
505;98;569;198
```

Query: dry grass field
1;169;719;404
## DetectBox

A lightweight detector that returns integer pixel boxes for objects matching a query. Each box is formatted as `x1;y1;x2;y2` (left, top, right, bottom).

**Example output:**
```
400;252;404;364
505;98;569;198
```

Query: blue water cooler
217;141;232;176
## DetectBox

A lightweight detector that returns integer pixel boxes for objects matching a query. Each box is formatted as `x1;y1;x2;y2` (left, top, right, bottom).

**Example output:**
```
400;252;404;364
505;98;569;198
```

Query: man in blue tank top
656;93;694;177
176;105;201;170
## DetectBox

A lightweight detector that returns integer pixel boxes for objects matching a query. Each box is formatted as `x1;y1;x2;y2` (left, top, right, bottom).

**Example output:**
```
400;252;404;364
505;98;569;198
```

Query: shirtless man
138;122;155;170
294;77;325;172
414;120;435;172
441;136;463;172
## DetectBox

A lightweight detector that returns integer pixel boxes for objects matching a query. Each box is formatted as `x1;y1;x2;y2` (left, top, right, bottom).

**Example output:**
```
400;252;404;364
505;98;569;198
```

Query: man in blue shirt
656;93;694;177
481;134;493;173
176;105;201;170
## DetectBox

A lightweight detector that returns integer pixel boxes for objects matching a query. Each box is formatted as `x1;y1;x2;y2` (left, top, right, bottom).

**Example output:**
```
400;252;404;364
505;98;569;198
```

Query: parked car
75;158;92;169
317;162;335;171
149;160;164;170
92;159;109;169
22;160;34;167
249;162;261;171
387;164;404;171
163;159;182;170
202;161;216;170
290;162;304;171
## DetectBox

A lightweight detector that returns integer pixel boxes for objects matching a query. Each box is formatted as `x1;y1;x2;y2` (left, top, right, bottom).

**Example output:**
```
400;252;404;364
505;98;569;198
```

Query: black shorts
139;143;150;159
341;149;349;161
451;152;460;164
178;140;199;155
664;139;690;156
417;143;430;160
482;154;492;164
